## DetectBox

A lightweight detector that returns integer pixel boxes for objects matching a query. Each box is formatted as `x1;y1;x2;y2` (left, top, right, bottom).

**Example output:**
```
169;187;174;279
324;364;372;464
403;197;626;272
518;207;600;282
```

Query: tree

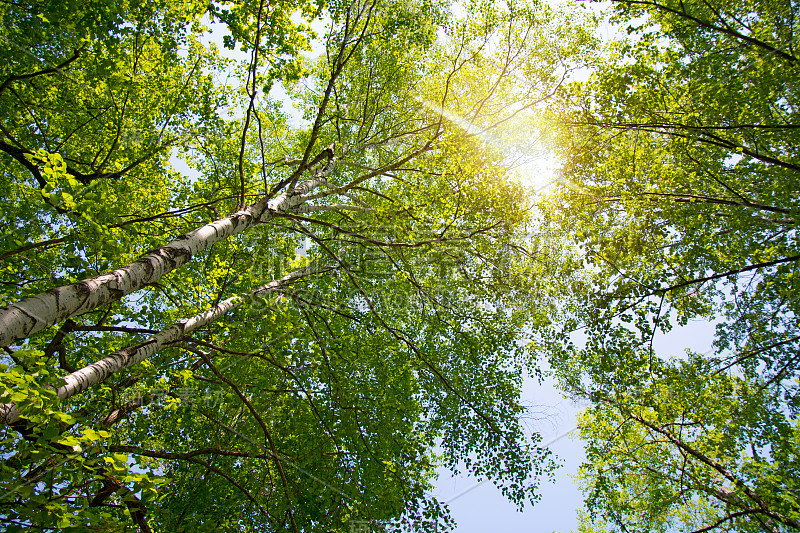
539;0;800;531
0;0;590;530
570;360;800;532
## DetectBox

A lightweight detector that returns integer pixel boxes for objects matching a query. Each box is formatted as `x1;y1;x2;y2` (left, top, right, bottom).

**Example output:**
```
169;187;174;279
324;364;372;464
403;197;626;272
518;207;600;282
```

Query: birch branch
0;263;331;426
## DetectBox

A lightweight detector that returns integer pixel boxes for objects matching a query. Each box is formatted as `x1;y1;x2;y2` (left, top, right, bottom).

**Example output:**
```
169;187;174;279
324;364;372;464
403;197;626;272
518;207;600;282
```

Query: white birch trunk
0;263;325;426
0;162;335;347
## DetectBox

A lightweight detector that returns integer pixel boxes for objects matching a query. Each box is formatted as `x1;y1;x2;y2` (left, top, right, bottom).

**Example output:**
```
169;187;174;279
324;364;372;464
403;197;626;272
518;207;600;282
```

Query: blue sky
431;315;719;532
433;375;585;533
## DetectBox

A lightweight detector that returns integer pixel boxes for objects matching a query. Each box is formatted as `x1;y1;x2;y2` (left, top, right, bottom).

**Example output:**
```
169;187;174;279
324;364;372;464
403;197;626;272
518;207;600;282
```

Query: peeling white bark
0;263;326;426
0;161;335;347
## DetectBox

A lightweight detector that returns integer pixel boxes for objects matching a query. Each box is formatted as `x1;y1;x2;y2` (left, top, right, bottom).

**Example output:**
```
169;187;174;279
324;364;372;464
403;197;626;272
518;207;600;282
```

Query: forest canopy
1;0;798;532
539;0;800;531
0;0;590;530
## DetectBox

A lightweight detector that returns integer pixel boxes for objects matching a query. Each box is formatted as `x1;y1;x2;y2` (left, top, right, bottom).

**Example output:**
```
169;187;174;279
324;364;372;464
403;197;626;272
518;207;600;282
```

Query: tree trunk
0;263;328;426
0;163;335;347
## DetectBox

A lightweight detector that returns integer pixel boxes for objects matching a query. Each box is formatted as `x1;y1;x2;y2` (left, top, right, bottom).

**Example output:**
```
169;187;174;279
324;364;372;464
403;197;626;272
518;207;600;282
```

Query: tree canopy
0;0;596;530
538;0;800;531
5;0;796;531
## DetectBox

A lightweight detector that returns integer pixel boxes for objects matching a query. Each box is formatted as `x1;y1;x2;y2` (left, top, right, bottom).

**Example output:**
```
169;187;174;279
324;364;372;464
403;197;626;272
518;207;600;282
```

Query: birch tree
0;0;592;530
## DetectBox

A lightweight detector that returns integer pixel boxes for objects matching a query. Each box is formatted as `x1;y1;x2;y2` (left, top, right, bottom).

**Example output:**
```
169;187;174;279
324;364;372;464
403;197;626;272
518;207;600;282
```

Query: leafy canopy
0;0;593;531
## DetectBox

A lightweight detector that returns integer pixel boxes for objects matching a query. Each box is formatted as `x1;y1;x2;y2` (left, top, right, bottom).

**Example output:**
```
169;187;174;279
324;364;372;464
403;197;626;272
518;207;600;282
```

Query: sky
432;314;718;533
433;375;585;533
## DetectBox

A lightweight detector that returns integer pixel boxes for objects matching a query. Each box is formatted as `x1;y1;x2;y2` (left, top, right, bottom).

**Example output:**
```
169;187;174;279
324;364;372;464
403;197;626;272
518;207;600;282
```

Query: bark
0;158;335;348
0;263;329;426
99;393;154;428
89;472;152;533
